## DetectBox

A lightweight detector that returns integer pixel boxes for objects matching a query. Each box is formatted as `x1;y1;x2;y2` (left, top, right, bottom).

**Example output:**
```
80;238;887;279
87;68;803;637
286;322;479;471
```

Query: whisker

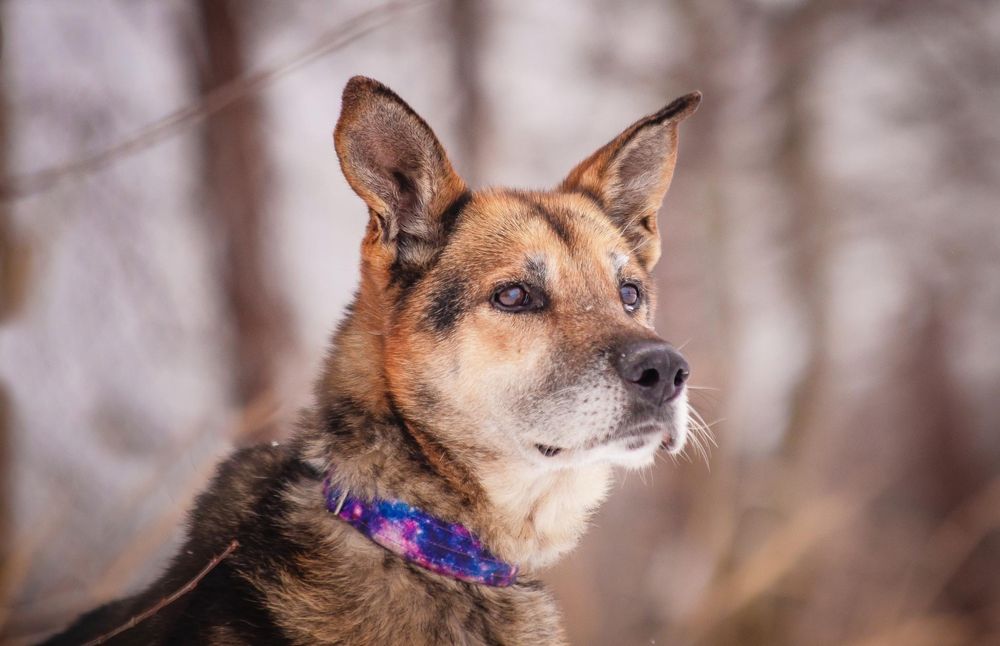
627;235;653;257
688;423;708;466
616;209;648;239
693;411;724;436
690;407;719;449
684;406;715;468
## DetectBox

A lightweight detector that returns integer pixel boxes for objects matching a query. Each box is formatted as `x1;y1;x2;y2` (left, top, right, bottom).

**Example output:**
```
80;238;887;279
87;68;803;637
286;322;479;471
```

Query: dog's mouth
535;426;665;458
533;406;688;461
660;433;680;452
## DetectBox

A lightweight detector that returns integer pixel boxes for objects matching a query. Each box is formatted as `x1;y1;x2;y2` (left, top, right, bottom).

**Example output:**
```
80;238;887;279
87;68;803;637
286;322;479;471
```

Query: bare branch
81;539;240;646
0;0;435;202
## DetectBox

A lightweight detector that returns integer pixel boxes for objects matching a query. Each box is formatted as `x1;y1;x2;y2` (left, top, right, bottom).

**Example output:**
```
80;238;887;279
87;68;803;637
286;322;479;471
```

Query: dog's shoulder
40;444;300;645
187;442;296;542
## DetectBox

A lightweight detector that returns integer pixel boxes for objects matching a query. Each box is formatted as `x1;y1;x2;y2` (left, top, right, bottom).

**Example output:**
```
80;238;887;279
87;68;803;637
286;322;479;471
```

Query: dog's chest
261;528;565;645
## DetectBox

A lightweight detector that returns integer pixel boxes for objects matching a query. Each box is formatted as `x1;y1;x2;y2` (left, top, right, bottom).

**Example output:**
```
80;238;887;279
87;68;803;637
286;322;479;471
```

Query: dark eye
620;283;641;311
492;284;541;312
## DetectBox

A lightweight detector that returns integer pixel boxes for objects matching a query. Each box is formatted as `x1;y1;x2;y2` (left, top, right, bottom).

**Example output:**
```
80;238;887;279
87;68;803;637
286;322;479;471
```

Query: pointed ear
334;76;468;269
560;92;701;268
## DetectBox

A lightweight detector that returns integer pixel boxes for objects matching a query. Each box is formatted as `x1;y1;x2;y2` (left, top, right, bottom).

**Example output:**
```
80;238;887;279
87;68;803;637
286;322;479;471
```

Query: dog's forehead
446;190;635;275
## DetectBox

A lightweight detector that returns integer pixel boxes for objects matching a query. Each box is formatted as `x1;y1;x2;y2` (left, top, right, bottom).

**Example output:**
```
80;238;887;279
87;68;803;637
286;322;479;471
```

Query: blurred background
1;0;999;644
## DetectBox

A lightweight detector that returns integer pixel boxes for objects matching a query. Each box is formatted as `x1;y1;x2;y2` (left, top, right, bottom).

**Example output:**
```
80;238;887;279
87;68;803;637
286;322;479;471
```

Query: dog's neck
477;459;612;568
301;394;612;572
302;290;612;571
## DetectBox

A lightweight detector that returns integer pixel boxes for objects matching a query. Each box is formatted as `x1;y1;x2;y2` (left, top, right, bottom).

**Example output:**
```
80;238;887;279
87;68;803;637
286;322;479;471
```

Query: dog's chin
528;420;689;470
600;418;690;469
593;431;663;469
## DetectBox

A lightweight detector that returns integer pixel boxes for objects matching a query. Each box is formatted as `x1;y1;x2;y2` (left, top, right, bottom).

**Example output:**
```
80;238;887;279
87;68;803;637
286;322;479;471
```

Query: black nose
612;340;689;404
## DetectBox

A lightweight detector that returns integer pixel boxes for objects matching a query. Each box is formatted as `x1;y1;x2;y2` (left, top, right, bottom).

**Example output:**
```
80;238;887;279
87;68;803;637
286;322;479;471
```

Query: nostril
635;368;660;388
674;367;690;388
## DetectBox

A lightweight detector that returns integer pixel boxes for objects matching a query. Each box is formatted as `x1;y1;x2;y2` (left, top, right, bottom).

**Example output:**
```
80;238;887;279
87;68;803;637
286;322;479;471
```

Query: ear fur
334;76;468;273
560;92;701;268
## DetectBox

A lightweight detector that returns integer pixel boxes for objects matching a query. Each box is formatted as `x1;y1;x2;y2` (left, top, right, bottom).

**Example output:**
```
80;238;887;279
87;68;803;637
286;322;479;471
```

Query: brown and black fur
43;76;700;645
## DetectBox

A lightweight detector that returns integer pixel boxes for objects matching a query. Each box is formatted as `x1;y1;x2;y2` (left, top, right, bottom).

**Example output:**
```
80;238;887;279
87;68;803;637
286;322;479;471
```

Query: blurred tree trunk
772;6;831;461
447;0;485;185
0;21;36;625
0;65;11;621
689;2;834;646
193;0;289;441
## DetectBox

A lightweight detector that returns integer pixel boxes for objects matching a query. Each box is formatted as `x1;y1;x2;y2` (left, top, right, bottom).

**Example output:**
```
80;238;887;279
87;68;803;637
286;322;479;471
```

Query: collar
322;476;518;587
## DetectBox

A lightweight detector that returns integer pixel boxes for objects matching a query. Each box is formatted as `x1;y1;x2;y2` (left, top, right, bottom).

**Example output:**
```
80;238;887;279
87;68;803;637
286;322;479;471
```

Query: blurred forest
1;1;999;644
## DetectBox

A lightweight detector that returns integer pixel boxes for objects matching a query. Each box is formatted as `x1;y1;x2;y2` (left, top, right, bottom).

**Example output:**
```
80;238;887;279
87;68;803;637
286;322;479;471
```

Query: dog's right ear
334;77;468;256
560;92;701;269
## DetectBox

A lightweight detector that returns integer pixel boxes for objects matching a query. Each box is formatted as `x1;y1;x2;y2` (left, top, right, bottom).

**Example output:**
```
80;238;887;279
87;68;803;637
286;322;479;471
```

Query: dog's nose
612;340;689;404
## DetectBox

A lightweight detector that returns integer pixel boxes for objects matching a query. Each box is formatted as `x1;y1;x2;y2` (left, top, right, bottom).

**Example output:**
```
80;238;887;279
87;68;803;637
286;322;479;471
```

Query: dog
44;76;700;645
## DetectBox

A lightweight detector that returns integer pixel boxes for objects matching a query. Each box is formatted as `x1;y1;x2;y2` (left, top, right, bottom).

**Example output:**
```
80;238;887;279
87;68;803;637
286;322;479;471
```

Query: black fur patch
237;471;309;583
385;396;442;482
464;589;506;646
567;186;606;211
536;204;572;246
161;561;293;645
425;274;468;333
440;190;473;239
323;395;364;432
648;92;699;125
516;196;572;246
389;192;472;296
388;231;426;292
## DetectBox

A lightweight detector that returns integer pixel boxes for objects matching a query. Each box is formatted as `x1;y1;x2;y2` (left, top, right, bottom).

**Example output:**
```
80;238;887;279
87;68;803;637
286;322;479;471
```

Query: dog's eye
492;284;540;312
620;283;641;311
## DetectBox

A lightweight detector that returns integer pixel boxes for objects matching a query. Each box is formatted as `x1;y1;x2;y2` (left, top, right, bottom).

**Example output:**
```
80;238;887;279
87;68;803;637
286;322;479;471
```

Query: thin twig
81;539;240;646
0;0;433;202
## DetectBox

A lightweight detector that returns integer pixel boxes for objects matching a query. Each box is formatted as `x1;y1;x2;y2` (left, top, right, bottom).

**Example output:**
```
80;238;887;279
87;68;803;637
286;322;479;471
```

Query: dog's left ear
560;92;701;268
334;76;468;261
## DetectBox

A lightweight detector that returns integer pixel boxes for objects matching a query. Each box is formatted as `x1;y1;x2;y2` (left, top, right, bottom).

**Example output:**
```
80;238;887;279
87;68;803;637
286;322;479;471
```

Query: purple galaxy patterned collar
322;476;518;587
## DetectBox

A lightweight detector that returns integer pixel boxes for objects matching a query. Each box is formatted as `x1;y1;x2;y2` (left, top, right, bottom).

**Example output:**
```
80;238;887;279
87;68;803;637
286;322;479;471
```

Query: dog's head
334;76;699;472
